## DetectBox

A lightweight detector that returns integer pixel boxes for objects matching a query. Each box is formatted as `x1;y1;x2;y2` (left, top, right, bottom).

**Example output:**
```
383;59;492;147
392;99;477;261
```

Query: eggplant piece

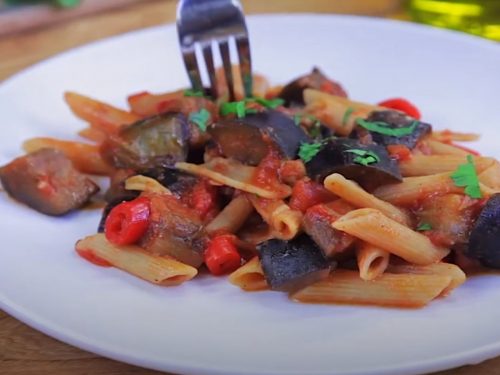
465;194;500;268
141;167;198;197
354;110;432;150
0;148;99;216
303;202;355;258
102;112;189;170
278;67;348;107
258;234;332;292
208;110;309;165
139;193;207;267
306;138;402;189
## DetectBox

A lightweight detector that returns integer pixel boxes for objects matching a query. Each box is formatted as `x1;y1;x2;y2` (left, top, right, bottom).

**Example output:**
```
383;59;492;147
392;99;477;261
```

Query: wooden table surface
1;0;500;374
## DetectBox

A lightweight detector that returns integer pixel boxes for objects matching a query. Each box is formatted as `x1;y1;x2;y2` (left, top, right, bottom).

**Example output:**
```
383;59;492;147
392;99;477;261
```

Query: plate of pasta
1;14;500;375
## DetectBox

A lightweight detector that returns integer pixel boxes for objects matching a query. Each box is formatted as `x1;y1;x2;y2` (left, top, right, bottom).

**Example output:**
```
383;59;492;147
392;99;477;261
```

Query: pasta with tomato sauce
1;67;498;308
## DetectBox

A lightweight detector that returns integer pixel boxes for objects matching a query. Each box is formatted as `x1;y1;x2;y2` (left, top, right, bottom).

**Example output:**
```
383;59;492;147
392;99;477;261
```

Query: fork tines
177;0;253;102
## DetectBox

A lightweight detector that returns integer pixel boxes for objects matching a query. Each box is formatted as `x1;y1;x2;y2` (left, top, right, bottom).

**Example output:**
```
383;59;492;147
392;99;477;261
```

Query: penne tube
426;139;470;156
248;195;302;240
290;269;452;308
431;130;480;143
175;157;291;199
229;256;268;291
479;161;500;190
65;91;140;133
324;173;410;225
387;262;466;296
303;89;381;136
75;234;197;286
373;173;494;205
78;127;107;143
205;195;254;234
124;175;172;195
23;137;112;175
373;173;462;205
399;155;494;177
332;208;449;265
356;243;390;281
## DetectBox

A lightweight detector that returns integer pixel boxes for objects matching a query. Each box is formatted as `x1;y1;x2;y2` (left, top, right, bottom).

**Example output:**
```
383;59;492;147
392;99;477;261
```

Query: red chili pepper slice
204;235;242;275
378;98;422;120
104;197;151;245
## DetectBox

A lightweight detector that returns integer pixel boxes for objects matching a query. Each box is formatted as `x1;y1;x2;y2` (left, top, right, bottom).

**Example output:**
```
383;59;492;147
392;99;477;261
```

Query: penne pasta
431;130;480;142
426;139;471;156
387;262;466;296
290;269;452;308
324;173;410;225
205;194;254;234
229;256;269;291
124;175;172;194
175;157;291;199
373;172;494;205
356;242;390;281
248;195;302;240
77;127;107;143
65;91;140;133
75;234;197;286
303;89;382;136
479;161;500;190
23;137;112;175
399;155;494;177
332;208;449;265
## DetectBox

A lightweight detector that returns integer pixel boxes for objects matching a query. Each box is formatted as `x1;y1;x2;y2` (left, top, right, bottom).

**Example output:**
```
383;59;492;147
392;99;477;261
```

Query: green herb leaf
450;155;482;199
309;121;322;138
417;223;432;231
344;149;380;166
253;97;285;109
220;101;247;118
298;142;323;163
356;118;419;137
293;114;302;126
183;89;205;97
189;108;211;132
342;107;355;126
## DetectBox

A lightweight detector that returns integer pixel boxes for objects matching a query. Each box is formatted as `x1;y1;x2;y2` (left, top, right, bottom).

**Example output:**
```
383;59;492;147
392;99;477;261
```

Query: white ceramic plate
1;14;500;375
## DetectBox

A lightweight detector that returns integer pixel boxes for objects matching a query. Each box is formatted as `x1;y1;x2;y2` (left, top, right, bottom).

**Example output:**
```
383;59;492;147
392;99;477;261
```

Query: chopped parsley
220;101;247;118
252;97;285;109
417;223;432;231
309;121;322;138
344;149;380;166
342;107;355;126
298;142;323;163
356;118;419;137
183;89;205;97
189;108;211;132
450;155;482;199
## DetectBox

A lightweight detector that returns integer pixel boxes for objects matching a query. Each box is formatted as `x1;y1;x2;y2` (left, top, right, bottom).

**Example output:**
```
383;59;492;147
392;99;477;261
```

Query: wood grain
0;0;499;374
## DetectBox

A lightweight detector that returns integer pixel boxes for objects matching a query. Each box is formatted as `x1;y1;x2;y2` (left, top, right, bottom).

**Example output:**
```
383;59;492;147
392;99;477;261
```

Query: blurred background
0;0;499;81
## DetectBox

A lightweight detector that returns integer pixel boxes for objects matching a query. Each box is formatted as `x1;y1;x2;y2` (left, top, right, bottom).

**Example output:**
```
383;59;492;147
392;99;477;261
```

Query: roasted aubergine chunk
102;112;190;171
305;137;402;189
278;67;348;107
208;109;309;165
465;194;500;268
258;234;332;292
354;110;432;150
0;148;99;216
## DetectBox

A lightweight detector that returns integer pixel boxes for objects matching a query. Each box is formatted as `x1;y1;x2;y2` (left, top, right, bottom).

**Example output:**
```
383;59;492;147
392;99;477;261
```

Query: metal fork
177;0;252;101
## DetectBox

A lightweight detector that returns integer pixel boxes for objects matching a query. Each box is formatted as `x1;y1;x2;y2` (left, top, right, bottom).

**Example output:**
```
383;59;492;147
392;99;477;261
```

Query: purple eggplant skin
257;234;332;292
102;112;190;171
306;138;402;189
278;67;348;107
466;194;500;268
354;110;432;150
208;110;310;166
